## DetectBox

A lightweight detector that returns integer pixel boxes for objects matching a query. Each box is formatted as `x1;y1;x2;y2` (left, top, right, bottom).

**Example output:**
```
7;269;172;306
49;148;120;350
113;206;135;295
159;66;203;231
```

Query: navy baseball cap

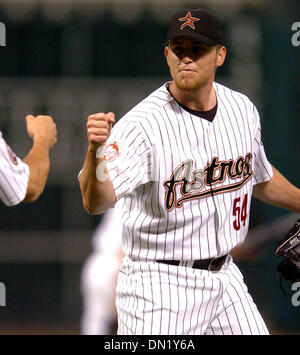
166;8;223;46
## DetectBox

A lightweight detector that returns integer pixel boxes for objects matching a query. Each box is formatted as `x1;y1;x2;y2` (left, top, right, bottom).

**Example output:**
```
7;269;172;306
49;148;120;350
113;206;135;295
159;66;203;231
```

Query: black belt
156;254;228;272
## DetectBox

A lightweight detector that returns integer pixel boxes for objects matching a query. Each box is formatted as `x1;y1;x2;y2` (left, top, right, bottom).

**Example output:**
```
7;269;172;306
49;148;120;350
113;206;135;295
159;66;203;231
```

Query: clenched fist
86;112;115;148
26;115;57;150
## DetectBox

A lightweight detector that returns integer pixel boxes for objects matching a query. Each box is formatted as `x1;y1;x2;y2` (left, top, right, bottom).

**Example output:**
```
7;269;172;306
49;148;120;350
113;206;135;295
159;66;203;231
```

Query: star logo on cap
179;11;200;30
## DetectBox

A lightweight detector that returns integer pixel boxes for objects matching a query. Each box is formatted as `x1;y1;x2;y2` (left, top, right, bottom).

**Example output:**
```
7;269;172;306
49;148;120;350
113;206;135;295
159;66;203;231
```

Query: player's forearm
253;166;300;213
22;138;51;202
79;146;116;215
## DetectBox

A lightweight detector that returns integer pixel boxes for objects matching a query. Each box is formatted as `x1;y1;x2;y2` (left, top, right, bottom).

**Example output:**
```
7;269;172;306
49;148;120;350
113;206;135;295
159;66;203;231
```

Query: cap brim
166;33;218;46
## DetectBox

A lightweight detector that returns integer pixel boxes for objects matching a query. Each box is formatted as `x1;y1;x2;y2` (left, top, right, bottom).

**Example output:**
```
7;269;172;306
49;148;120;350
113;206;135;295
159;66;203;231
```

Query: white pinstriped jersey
105;81;273;261
0;132;29;206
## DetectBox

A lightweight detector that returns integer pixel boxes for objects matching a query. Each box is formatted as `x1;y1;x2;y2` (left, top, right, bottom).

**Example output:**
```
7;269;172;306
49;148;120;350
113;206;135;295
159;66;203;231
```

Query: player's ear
164;46;170;66
215;45;226;67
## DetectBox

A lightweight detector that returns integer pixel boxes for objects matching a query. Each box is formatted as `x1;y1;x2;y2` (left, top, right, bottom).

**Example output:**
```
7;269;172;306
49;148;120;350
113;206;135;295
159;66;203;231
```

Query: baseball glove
275;218;300;284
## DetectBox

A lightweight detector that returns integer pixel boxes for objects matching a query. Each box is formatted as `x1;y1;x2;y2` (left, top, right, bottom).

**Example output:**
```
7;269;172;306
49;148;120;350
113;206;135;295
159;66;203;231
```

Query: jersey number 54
232;194;248;231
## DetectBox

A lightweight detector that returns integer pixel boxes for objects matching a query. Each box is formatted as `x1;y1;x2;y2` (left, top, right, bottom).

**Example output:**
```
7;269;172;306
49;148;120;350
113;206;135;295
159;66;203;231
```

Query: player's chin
175;77;202;91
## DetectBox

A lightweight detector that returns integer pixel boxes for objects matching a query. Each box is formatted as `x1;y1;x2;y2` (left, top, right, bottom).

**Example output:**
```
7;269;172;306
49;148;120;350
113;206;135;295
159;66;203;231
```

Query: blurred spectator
80;201;123;335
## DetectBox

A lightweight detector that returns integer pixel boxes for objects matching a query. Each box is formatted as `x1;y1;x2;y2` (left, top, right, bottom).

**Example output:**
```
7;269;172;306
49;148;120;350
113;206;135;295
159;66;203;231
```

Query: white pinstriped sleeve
252;106;273;185
105;119;152;201
0;134;29;206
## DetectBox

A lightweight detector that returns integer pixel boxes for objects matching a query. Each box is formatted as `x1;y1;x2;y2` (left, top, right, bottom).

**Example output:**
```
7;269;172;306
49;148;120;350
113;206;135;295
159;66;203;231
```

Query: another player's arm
22;115;57;202
79;112;116;215
253;166;300;213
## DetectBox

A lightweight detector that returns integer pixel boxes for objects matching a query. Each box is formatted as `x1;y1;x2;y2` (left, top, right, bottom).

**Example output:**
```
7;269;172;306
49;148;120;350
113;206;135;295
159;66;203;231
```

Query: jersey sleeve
103;119;152;201
252;106;273;185
0;134;29;206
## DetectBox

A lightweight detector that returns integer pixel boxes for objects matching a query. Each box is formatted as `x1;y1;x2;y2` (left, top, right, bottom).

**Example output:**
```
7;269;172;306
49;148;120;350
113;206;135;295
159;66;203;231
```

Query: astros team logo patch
179;11;200;30
6;144;18;165
103;142;121;162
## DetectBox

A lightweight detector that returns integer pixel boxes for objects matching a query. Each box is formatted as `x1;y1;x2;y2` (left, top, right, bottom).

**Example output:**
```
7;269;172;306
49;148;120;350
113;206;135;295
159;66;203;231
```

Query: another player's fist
26;115;57;150
86;112;115;148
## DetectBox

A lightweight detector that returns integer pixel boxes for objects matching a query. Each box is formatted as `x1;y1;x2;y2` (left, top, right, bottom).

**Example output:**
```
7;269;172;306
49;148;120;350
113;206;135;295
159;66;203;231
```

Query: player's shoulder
109;84;172;141
214;81;255;109
121;83;172;124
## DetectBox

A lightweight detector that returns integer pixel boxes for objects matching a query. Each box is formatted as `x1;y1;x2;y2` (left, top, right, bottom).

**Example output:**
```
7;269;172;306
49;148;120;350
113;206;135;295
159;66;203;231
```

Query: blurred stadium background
0;0;299;334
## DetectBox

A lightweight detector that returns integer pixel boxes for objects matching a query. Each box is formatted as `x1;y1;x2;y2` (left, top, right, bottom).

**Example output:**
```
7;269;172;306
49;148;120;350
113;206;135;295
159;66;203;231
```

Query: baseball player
79;8;300;335
0;114;57;206
80;201;123;335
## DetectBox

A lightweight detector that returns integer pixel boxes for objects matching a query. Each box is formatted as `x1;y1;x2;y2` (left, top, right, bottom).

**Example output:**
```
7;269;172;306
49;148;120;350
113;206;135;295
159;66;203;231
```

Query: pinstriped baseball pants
116;256;269;335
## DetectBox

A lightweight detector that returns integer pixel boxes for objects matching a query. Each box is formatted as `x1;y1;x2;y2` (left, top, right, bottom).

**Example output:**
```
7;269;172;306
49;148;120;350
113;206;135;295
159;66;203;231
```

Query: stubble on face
173;71;203;91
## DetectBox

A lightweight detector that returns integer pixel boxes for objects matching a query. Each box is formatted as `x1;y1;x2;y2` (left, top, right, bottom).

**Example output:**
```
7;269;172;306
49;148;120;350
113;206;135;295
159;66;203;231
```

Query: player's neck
169;81;217;112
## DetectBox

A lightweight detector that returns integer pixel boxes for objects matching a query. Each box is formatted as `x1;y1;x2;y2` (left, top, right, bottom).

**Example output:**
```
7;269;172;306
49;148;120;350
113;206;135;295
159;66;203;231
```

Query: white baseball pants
116;256;269;335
